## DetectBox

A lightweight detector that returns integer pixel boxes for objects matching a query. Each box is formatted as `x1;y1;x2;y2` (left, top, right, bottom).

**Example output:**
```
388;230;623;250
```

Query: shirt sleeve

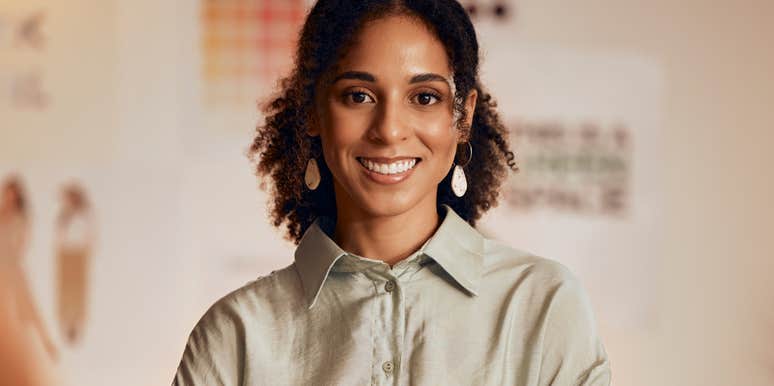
172;297;246;386
537;266;612;386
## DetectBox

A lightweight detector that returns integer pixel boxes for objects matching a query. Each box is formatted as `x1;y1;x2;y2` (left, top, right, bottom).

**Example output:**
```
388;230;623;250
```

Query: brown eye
346;91;374;104
413;92;441;106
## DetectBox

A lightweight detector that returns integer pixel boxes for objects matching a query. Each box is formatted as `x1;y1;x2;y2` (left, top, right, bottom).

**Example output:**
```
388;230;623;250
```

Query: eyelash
343;91;374;104
343;90;443;106
414;91;442;105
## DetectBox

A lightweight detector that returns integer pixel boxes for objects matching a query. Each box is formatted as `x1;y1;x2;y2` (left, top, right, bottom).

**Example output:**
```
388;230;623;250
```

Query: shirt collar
293;204;485;309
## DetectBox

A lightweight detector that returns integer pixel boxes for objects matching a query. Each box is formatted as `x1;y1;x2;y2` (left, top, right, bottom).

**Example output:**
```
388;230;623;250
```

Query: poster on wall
475;24;665;330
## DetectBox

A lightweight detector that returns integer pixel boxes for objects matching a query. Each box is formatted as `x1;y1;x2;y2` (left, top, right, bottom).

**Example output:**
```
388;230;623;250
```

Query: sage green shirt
172;204;611;385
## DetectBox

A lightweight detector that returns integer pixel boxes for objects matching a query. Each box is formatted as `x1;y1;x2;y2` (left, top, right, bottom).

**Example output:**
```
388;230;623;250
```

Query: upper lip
357;156;420;163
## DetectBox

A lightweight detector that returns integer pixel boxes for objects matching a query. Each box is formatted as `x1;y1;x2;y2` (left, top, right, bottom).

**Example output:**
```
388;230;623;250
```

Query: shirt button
384;280;396;292
382;360;394;373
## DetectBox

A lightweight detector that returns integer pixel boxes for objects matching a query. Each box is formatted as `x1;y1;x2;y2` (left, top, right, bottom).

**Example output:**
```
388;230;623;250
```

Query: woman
173;1;610;385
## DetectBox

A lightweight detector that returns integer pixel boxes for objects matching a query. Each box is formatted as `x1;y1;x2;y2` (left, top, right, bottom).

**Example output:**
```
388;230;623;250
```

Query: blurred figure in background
55;180;96;346
0;174;57;385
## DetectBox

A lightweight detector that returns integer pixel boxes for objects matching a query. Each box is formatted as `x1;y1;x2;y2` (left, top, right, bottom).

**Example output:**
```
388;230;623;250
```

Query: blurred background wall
1;0;772;385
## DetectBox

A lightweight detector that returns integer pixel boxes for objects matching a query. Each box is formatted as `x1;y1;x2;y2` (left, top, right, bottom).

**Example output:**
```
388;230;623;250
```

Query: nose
367;96;410;144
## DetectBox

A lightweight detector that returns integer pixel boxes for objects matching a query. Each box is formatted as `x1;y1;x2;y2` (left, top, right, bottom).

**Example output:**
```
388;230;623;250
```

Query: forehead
335;14;452;77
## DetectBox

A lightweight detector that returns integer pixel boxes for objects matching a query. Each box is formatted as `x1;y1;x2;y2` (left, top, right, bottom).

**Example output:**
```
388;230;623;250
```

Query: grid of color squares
200;0;306;106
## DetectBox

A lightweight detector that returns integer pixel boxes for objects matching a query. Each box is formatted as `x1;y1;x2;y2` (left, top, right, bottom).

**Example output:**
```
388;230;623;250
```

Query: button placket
368;271;403;384
382;279;398;379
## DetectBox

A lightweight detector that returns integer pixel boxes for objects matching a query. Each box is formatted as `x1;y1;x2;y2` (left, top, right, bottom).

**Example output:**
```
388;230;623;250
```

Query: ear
461;88;478;142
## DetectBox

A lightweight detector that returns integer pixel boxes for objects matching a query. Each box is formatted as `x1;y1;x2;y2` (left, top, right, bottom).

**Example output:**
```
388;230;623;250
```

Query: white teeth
359;158;418;175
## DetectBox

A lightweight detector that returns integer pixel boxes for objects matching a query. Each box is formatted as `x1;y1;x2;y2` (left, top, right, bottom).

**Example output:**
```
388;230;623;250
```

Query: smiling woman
172;1;611;385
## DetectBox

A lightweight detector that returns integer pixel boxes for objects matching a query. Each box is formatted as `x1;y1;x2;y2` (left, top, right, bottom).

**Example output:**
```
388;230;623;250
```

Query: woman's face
311;14;477;218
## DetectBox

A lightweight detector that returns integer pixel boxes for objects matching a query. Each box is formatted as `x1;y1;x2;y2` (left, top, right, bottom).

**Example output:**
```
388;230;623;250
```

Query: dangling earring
305;157;321;190
451;141;473;197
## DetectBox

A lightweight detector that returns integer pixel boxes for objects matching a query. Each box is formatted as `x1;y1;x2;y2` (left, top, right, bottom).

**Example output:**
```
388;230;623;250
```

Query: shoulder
174;265;303;385
481;239;602;338
482;237;582;289
193;262;305;330
481;239;610;384
480;238;599;326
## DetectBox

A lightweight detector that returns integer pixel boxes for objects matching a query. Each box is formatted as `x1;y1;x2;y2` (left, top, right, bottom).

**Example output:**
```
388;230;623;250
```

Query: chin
350;192;420;218
367;197;415;215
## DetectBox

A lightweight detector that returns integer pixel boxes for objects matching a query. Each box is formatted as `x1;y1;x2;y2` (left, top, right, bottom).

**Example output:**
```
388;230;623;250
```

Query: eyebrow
331;71;451;85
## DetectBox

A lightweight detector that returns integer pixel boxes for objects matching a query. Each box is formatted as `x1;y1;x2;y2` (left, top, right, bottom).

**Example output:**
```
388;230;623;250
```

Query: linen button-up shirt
172;204;611;385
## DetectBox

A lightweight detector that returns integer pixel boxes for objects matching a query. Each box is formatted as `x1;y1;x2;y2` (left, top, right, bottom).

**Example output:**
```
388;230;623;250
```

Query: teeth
359;158;418;175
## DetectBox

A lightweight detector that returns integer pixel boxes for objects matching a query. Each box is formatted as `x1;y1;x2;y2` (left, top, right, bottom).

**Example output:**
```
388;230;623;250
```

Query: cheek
414;113;458;157
320;103;367;166
324;103;360;141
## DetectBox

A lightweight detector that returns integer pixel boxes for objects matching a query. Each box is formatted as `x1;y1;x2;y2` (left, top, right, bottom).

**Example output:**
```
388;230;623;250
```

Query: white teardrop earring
451;141;472;197
451;164;467;197
305;157;321;190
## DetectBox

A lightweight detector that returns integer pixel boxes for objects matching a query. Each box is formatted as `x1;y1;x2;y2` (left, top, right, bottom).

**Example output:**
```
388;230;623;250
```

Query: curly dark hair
247;0;518;245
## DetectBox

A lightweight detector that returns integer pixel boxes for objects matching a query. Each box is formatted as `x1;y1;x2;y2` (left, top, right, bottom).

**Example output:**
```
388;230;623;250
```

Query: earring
451;142;473;197
305;157;321;190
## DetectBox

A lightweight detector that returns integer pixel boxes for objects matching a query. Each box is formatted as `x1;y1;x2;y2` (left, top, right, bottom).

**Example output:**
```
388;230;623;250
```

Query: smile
357;157;419;175
356;156;421;185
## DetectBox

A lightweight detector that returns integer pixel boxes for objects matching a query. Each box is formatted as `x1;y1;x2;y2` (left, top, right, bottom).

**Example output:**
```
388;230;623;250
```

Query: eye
344;90;375;104
412;91;442;106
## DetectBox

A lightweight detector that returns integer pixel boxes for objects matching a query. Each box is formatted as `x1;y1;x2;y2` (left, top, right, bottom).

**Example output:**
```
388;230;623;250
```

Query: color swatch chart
200;0;306;107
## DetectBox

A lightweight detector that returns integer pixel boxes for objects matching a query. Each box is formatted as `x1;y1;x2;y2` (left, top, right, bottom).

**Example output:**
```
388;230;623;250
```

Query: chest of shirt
237;267;546;386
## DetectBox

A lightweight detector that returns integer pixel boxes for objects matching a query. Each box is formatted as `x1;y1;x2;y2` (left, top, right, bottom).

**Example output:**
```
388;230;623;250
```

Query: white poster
477;28;665;330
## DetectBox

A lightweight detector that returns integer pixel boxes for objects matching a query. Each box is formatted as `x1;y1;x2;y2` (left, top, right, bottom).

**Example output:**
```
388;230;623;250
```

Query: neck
333;193;441;268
